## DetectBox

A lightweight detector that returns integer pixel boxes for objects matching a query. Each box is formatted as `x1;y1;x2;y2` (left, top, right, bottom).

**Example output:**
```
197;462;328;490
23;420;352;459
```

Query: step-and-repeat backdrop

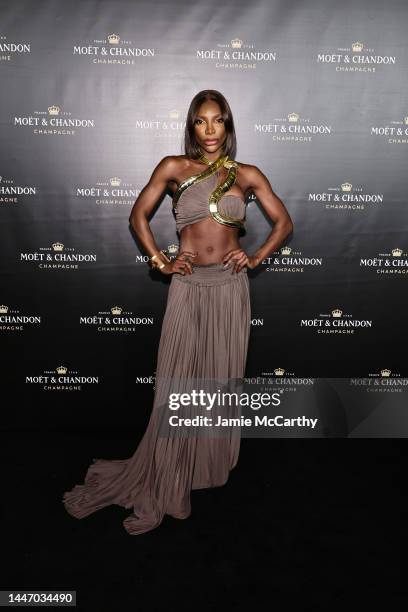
2;0;407;436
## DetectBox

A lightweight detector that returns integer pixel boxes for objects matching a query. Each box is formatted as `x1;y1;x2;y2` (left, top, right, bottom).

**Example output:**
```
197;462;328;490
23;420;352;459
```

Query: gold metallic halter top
172;154;246;232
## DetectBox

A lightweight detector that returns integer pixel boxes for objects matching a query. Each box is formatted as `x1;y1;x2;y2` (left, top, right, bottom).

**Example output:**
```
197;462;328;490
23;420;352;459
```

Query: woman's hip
170;261;249;288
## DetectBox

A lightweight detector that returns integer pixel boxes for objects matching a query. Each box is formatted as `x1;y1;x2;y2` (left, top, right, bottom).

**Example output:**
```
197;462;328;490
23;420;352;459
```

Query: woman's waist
178;241;241;265
171;260;248;286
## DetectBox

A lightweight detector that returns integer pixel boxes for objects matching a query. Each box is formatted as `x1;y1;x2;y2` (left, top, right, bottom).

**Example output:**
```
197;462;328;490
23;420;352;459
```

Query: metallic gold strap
208;160;246;230
172;155;226;210
172;154;246;230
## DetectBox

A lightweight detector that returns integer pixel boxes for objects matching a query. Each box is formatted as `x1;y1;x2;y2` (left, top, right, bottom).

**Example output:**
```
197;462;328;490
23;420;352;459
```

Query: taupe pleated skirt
62;262;251;535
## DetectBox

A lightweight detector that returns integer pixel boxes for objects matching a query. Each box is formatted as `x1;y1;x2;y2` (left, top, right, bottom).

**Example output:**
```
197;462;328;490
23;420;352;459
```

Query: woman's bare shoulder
235;161;262;193
155;155;194;180
235;160;260;177
146;156;182;187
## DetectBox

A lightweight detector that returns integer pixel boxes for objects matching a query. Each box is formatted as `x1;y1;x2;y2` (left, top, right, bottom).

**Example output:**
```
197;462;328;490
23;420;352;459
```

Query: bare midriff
179;216;241;265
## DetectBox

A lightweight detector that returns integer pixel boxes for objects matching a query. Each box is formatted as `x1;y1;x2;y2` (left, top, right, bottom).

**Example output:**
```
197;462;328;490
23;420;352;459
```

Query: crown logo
110;177;121;186
0;305;8;313
167;244;179;254
231;38;242;48
392;248;402;257
352;42;363;52
281;246;291;255
111;306;122;315
48;105;60;116
341;182;352;192
288;112;299;122
332;309;342;318
274;367;285;376
169;110;180;119
380;368;391;377
108;33;120;44
404;117;408;125
56;365;67;375
52;242;64;251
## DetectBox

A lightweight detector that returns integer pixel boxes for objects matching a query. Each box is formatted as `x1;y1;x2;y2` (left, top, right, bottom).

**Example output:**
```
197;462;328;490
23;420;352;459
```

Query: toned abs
179;217;241;265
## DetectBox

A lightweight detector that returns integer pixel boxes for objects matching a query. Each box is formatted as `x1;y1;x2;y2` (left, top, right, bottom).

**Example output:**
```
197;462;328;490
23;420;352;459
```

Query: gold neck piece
198;152;227;166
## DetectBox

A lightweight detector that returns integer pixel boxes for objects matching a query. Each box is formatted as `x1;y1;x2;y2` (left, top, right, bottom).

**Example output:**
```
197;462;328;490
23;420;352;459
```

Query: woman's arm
244;165;294;266
129;156;196;275
129;156;176;259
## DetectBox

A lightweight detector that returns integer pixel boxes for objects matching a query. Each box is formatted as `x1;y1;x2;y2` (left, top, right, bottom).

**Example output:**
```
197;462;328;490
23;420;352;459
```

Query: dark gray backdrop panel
1;0;407;434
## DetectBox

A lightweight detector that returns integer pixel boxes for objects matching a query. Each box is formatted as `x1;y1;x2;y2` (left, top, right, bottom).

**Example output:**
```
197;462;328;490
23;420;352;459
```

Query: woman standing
63;90;293;535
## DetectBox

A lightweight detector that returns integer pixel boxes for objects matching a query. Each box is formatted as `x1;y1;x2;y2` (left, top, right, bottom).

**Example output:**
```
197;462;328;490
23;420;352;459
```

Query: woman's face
193;100;227;157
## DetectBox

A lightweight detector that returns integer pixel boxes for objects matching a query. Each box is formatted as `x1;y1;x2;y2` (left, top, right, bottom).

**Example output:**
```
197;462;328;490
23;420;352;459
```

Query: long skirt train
62;261;251;535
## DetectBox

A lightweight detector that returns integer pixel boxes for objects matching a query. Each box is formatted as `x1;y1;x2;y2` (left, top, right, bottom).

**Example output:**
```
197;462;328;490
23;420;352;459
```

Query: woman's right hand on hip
161;250;197;275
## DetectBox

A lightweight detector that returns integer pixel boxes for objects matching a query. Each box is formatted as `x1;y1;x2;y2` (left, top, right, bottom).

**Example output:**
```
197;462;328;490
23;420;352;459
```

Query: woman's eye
194;118;224;125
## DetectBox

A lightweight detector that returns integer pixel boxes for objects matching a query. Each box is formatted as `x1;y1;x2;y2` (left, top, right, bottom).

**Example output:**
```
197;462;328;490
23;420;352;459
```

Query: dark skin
129;99;293;275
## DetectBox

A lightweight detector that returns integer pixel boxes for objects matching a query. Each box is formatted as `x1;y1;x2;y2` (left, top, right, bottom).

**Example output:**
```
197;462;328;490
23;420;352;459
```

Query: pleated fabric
62;262;251;535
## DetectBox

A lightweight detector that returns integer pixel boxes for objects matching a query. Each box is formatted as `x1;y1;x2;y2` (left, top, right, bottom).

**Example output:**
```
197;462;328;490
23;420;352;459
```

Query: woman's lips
204;140;218;144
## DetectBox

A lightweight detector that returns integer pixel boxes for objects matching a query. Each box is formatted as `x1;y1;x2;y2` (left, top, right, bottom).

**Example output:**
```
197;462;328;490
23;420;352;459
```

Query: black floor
2;432;408;610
